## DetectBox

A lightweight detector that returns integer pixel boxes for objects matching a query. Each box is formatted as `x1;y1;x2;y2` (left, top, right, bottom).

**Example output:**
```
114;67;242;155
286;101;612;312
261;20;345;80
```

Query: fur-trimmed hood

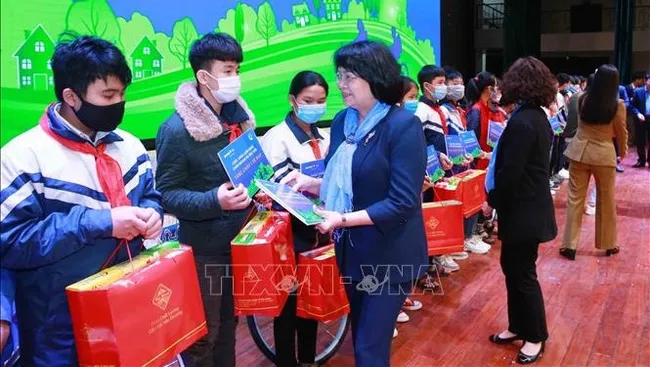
174;81;256;142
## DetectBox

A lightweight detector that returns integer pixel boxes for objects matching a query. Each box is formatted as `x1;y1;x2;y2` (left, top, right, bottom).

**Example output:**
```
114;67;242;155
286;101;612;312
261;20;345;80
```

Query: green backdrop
0;0;440;146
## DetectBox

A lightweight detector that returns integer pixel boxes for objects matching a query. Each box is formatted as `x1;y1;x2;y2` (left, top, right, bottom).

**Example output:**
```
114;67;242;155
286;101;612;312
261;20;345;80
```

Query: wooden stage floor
234;153;650;366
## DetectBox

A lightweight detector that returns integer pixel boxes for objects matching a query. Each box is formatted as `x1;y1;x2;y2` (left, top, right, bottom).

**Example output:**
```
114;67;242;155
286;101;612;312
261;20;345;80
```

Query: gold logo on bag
153;284;172;311
427;217;440;230
243;267;258;281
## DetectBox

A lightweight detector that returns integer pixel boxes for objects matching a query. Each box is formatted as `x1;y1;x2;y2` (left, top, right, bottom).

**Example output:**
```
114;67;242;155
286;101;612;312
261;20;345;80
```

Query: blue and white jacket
0;104;162;366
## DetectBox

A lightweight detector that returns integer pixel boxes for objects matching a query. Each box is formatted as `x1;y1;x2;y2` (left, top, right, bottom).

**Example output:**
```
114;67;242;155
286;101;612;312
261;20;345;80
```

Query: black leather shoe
633;162;646;168
559;248;576;261
489;333;523;345
606;246;620;256
517;342;545;365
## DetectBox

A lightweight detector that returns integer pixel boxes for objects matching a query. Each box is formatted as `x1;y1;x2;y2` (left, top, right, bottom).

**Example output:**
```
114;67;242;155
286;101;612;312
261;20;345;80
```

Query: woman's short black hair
417;65;446;92
189;32;243;74
334;41;402;105
466;71;496;105
51;35;132;102
400;76;418;97
580;64;620;125
289;71;329;97
500;57;557;108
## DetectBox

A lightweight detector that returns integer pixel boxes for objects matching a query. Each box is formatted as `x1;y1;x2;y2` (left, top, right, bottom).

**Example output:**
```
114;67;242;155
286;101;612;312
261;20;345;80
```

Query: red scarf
454;105;467;129
39;107;131;208
425;104;448;134
227;123;243;143
308;140;322;160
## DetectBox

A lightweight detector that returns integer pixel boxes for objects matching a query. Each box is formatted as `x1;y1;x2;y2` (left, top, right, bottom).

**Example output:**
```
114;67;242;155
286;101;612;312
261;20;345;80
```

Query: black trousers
500;241;548;343
273;293;318;366
183;255;237;367
549;136;565;175
635;118;650;164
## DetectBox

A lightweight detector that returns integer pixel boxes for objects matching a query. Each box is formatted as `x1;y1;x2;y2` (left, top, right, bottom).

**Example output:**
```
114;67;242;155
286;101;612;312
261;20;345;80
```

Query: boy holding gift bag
0;36;163;365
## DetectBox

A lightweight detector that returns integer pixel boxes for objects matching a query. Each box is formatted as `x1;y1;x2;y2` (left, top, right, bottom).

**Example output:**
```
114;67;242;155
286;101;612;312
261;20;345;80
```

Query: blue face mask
403;99;418;113
295;103;327;124
433;85;448;101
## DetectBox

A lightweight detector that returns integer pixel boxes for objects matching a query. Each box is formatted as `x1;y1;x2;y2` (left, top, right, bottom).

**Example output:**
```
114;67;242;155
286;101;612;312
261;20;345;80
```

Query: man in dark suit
631;74;650;168
625;72;646;146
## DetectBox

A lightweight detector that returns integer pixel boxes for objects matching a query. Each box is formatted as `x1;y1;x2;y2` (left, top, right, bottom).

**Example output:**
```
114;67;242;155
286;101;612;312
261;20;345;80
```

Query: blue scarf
321;102;391;213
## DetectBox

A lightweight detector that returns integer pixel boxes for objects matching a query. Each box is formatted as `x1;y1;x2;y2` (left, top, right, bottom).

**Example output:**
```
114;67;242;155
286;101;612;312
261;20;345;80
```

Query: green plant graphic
256;2;278;47
313;0;322;22
64;0;123;49
168;17;199;70
235;3;246;43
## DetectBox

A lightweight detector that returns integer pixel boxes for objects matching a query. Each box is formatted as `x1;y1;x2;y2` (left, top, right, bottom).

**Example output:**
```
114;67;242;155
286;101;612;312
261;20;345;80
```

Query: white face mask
447;85;465;102
203;72;241;103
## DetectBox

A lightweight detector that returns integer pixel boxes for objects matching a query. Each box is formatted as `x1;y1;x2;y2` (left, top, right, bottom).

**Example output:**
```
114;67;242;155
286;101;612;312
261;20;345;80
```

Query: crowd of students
1;29;648;367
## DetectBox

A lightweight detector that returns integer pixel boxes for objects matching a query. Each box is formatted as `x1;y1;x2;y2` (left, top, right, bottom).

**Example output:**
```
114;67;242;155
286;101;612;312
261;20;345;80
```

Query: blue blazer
618;85;630;110
325;106;428;285
631;87;648;118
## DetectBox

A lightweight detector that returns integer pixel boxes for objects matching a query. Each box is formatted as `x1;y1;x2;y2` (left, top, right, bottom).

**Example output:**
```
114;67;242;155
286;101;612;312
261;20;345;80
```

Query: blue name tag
300;159;325;178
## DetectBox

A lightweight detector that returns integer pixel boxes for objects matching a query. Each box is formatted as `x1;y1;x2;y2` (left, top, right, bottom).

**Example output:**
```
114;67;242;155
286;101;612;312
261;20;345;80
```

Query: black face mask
74;99;125;132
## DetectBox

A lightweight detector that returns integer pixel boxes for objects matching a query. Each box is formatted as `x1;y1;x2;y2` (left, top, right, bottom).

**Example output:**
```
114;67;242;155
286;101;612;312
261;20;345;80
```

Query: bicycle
246;313;350;366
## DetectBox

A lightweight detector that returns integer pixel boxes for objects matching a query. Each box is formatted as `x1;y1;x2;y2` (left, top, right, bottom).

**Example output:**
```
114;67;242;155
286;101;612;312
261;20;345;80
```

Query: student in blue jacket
1;269;18;366
0;36;163;365
281;41;428;367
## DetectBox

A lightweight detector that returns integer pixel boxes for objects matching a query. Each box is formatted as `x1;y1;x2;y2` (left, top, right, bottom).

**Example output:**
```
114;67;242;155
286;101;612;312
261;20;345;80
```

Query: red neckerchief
39;106;131;208
307;140;322;160
424;103;448;134
226;122;243;143
451;104;467;129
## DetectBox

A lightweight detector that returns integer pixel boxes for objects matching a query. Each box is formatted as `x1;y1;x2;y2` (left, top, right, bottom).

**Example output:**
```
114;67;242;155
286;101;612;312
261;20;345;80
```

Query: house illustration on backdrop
292;3;311;27
130;36;163;80
13;25;55;91
324;0;343;21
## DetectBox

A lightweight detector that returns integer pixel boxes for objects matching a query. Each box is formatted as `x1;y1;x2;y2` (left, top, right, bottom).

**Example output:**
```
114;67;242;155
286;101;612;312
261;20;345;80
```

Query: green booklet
255;179;324;226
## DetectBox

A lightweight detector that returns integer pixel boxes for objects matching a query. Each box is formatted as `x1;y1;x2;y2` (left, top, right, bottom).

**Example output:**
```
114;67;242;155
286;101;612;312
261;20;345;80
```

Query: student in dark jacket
281;41;428;367
487;57;558;365
155;33;256;367
631;74;650;168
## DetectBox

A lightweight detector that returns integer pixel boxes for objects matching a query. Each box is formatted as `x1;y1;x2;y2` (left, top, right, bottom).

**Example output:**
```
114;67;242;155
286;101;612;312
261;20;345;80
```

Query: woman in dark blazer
486;57;558;365
281;41;428;366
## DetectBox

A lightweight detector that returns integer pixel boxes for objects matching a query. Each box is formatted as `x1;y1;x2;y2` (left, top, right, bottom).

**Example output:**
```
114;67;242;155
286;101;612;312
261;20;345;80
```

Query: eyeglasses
336;72;358;85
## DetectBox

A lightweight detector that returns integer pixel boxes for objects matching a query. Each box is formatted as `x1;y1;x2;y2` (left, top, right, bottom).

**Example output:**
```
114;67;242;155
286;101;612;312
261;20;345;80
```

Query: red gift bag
296;245;350;322
231;211;296;317
422;201;465;256
434;170;487;218
66;244;207;367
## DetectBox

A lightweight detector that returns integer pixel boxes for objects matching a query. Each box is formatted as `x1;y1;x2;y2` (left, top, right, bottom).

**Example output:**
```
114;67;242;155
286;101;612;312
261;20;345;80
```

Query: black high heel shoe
517;342;545;364
606;246;620;256
489;333;523;345
559;248;576;261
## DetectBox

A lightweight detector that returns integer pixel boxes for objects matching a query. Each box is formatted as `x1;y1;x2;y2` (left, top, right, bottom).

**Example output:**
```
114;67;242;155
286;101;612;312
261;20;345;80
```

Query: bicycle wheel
246;314;350;365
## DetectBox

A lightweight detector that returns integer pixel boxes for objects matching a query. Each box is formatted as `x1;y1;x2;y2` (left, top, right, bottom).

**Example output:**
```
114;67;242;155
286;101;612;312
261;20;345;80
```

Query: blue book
549;116;563;134
460;131;481;158
445;135;466;165
255;179;324;226
300;159;325;178
487;122;505;148
218;129;274;197
426;146;445;183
